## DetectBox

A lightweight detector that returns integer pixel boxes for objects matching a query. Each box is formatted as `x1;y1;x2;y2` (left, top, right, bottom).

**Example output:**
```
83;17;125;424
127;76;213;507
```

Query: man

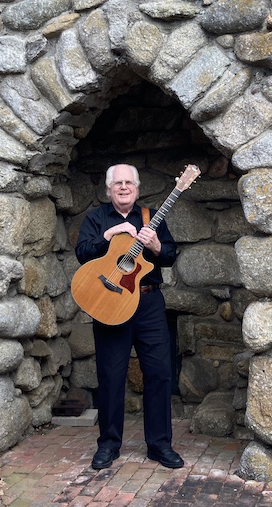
75;163;184;470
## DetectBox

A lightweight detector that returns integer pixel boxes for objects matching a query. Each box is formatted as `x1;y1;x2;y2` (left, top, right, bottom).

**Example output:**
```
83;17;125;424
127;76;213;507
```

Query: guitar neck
148;187;181;231
129;187;182;258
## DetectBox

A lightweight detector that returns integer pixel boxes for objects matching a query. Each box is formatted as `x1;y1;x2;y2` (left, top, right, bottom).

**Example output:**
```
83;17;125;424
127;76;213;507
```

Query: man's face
109;165;138;212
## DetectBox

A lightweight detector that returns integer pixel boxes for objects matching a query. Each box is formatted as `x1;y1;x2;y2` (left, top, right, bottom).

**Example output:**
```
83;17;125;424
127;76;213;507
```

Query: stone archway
1;0;272;480
68;79;251;417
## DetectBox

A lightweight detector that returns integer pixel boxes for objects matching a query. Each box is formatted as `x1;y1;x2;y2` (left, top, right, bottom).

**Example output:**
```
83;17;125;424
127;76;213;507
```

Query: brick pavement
1;417;272;507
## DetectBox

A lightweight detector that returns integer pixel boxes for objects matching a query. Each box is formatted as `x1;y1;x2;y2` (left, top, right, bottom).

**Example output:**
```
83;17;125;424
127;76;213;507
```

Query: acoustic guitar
71;164;201;325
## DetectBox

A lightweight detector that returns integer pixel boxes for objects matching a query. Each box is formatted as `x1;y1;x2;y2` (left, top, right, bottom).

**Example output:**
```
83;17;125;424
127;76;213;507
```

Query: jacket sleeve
75;208;109;265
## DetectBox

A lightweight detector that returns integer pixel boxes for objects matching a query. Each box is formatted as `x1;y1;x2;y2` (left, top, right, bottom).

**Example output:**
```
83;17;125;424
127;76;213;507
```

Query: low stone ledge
52;408;98;426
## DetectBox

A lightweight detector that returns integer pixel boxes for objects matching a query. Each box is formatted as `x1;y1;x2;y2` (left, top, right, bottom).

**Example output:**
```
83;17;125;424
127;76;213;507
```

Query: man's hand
137;226;161;256
104;222;137;241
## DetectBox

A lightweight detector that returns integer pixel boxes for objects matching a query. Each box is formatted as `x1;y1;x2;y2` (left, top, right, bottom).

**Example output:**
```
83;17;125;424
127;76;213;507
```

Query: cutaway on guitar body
71;233;154;325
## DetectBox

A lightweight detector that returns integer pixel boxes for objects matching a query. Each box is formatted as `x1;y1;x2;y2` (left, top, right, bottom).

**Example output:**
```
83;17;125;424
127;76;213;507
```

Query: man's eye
113;181;135;187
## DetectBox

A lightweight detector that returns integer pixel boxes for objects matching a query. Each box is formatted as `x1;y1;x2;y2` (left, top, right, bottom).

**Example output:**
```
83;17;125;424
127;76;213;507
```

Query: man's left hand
137;226;161;256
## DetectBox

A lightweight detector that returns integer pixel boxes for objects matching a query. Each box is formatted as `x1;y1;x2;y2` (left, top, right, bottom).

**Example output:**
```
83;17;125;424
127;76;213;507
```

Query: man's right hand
103;222;137;241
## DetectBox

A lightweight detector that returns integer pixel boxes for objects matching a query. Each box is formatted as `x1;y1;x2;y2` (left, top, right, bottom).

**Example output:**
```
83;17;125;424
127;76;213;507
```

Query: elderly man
75;163;184;470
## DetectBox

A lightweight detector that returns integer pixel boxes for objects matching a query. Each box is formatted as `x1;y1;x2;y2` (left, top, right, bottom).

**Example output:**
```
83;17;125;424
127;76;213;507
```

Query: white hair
105;164;140;197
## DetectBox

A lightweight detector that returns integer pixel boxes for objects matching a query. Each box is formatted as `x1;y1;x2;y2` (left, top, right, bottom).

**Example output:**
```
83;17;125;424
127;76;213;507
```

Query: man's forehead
113;165;133;178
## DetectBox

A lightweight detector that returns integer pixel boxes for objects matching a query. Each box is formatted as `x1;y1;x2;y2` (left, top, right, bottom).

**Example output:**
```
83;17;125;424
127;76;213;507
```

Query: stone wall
1;0;272;481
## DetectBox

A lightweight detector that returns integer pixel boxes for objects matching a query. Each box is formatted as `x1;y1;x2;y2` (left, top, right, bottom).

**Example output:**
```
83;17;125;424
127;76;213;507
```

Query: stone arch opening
2;71;251;448
58;78;251;426
1;0;272;480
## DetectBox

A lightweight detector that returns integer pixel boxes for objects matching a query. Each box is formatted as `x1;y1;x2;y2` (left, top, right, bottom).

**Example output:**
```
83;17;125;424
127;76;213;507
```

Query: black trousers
93;287;172;452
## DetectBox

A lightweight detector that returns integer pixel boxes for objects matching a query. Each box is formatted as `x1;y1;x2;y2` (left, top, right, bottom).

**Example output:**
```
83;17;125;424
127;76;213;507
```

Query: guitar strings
104;189;182;284
109;203;169;278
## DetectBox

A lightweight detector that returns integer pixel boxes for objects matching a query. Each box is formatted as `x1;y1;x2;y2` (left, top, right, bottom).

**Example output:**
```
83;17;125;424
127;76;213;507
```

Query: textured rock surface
238;169;272;233
246;354;272;445
177;244;241;287
243;301;272;353
237;441;272;482
2;0;72;30
200;0;269;34
0;1;271;478
190;391;235;437
235;236;272;297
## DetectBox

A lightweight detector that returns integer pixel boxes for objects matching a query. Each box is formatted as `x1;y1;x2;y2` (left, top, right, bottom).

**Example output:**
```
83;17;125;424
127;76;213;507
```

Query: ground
1;417;272;507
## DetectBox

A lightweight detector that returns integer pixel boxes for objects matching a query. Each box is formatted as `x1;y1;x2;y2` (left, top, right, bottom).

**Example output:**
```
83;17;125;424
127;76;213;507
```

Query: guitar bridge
99;275;122;294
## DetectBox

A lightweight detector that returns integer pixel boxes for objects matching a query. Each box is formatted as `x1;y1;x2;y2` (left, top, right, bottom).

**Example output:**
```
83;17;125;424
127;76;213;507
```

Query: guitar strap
141;207;150;226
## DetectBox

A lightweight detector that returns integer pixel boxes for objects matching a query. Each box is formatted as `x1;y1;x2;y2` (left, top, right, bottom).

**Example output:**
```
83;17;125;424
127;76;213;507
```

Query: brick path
1;417;272;507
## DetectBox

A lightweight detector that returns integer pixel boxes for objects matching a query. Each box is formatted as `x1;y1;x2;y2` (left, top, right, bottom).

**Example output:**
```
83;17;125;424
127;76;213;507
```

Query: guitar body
71;233;154;325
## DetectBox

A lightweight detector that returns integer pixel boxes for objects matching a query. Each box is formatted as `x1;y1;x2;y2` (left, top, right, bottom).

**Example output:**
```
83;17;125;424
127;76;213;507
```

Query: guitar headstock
175;164;201;192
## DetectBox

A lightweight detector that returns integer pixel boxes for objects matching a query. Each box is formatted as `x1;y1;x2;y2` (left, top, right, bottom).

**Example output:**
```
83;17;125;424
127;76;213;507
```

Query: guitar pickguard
120;263;141;294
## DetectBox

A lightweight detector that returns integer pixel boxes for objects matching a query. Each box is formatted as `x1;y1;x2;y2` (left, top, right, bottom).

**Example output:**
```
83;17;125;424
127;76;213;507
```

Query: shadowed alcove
64;79;252;427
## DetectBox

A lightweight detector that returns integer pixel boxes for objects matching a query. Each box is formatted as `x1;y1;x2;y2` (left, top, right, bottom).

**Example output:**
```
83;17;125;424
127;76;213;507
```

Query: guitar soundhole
117;255;135;273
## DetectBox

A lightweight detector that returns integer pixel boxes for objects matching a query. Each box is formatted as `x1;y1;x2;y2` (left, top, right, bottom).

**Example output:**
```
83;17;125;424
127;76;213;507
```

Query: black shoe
147;448;184;468
92;447;120;469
